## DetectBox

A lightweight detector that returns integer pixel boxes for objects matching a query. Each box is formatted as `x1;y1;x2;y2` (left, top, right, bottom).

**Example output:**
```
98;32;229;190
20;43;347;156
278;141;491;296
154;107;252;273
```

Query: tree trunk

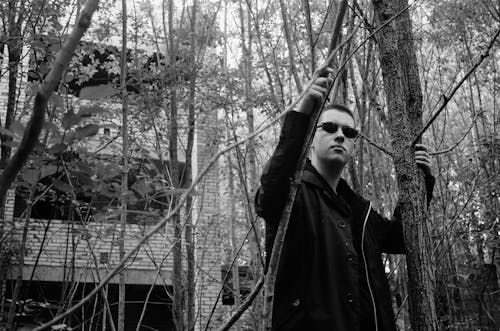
166;1;183;329
372;0;438;330
184;0;198;329
228;157;241;331
277;0;303;93
119;0;129;330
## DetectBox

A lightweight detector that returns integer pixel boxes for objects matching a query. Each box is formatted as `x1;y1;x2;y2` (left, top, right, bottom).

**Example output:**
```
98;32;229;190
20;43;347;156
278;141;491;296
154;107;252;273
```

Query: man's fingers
415;143;428;151
314;77;332;89
316;66;334;78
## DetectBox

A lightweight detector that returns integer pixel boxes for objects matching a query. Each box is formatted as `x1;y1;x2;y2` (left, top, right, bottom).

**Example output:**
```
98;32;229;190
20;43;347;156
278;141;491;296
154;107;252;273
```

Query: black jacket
255;111;435;331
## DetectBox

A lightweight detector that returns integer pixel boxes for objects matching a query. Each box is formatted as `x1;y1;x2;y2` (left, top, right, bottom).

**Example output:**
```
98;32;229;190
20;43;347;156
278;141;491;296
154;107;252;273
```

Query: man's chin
323;156;347;168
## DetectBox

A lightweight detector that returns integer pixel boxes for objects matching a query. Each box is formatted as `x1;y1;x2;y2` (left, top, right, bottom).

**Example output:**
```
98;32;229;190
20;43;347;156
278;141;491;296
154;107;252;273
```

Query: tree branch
430;111;486;156
412;27;500;146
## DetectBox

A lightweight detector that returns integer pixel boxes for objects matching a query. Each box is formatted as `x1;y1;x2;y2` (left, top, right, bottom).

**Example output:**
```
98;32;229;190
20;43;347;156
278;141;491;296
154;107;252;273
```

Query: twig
217;276;265;331
430;111;486;156
412;27;500;146
359;132;393;156
204;226;253;331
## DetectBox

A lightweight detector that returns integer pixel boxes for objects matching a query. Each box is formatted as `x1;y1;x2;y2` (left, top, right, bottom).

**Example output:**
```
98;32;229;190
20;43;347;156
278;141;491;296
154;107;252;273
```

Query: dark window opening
4;280;175;331
221;265;253;305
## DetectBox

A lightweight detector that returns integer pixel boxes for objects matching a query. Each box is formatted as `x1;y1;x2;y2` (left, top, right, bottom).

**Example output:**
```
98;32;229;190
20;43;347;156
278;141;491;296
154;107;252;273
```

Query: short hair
322;104;355;123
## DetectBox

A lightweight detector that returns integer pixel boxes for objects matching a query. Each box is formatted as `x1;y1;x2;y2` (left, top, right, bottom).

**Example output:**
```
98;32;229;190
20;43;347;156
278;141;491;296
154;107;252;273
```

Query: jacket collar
302;159;369;215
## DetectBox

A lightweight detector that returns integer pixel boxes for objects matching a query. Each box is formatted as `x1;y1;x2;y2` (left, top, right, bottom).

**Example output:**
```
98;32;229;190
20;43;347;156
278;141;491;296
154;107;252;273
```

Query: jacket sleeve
375;171;436;254
255;111;310;224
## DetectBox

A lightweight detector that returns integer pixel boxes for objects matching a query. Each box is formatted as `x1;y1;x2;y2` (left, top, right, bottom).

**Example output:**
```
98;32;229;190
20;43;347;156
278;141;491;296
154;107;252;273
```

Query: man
255;71;434;331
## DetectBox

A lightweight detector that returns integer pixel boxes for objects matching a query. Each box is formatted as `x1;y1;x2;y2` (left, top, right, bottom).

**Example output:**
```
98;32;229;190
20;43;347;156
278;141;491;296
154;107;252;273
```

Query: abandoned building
0;40;230;330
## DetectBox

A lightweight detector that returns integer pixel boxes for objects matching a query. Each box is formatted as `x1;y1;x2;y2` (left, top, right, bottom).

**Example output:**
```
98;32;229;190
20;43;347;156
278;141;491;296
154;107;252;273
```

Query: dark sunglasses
316;122;359;138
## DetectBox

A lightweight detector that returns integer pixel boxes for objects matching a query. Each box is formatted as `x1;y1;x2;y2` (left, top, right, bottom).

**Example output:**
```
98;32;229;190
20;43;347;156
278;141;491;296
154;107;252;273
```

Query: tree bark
372;0;438;329
278;0;303;92
166;1;183;329
119;0;129;330
184;0;198;329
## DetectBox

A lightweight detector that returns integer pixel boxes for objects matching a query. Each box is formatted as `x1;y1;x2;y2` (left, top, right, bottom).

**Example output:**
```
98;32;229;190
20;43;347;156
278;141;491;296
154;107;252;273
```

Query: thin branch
359;132;393;156
430;111;486;156
412;27;500;146
204;226;253;331
217;276;265;331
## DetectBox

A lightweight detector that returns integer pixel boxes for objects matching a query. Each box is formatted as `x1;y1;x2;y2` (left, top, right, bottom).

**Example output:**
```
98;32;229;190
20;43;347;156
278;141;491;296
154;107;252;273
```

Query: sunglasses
316;122;359;139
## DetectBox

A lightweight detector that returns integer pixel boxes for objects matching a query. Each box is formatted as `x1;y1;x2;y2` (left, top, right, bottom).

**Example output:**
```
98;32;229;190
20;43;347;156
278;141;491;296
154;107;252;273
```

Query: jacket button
292;299;300;307
346;293;353;303
348;256;354;262
338;221;346;228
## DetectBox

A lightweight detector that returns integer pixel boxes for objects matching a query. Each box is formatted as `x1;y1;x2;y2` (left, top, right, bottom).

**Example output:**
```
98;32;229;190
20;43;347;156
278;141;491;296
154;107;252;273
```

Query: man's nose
334;132;345;142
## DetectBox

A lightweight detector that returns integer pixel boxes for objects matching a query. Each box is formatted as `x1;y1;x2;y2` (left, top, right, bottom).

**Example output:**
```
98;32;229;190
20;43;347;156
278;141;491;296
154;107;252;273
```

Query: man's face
311;108;356;169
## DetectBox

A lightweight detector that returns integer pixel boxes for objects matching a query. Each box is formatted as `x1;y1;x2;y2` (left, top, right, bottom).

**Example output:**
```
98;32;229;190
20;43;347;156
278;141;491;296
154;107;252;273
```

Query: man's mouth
331;145;345;152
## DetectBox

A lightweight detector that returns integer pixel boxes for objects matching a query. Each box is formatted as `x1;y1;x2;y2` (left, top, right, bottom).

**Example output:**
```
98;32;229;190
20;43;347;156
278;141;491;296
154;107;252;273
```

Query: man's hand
415;143;432;175
296;67;333;115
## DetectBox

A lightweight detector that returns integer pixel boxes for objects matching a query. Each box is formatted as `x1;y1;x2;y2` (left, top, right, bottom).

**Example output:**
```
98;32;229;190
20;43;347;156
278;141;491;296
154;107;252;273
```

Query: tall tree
119;0;129;330
372;0;438;329
164;0;183;329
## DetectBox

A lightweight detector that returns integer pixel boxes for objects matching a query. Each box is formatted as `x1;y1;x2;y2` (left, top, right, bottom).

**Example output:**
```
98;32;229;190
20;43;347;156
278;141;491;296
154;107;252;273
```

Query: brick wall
6;218;174;284
193;108;223;330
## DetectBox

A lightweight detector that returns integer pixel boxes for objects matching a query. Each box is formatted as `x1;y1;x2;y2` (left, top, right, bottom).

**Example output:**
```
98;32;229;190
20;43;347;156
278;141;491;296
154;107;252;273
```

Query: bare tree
119;0;129;330
372;0;438;329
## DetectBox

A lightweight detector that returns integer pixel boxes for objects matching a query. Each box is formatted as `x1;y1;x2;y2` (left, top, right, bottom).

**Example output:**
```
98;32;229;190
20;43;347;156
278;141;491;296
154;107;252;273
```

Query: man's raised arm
255;72;332;224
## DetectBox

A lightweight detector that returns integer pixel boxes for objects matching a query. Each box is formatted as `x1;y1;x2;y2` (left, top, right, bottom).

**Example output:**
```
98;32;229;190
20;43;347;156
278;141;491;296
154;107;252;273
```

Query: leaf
157;188;189;196
75;161;94;175
10;120;25;136
51;179;73;193
40;165;58;179
123;190;137;204
79;84;118;100
47;143;67;154
62;109;81;130
21;169;40;185
0;127;16;138
2;140;20;148
97;163;121;179
70;170;95;186
77;105;105;117
132;179;153;197
44;122;60;135
75;124;99;140
50;94;65;109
